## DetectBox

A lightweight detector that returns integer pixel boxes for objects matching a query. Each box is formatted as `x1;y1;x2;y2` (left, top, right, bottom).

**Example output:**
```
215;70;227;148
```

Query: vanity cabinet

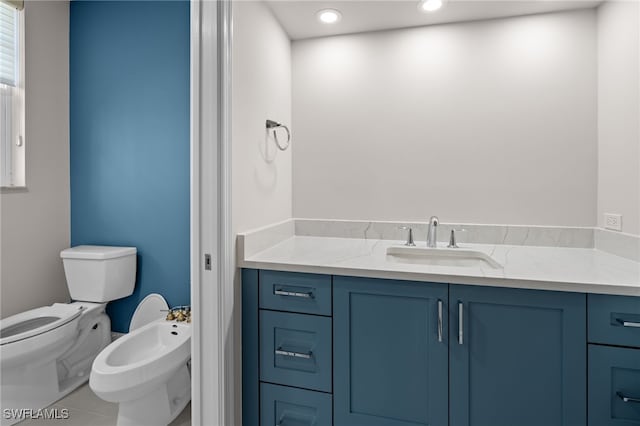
333;276;449;426
243;269;334;426
243;269;591;426
449;285;586;426
587;294;640;426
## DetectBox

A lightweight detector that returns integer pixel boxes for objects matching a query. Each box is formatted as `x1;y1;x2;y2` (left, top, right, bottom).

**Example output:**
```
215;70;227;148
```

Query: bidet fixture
427;216;439;248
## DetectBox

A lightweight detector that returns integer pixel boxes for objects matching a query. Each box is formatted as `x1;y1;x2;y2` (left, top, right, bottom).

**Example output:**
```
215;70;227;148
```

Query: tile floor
18;384;191;426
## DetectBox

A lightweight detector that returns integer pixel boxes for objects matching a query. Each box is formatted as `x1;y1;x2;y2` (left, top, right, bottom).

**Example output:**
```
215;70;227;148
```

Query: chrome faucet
426;216;439;248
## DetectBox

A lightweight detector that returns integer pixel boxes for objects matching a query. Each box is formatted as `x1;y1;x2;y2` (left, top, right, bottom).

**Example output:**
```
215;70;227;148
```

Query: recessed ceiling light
418;0;443;12
316;9;342;24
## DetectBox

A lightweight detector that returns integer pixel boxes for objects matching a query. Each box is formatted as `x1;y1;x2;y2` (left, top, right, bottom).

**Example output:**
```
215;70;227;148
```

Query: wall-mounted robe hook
266;119;291;151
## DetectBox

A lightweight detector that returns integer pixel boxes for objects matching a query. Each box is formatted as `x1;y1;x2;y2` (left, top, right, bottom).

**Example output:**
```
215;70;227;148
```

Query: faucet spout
427;216;439;248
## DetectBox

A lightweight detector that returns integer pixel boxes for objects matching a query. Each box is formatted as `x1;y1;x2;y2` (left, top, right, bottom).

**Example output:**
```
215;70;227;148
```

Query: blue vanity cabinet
243;269;260;426
587;294;640;426
449;285;587;426
333;276;449;426
244;269;591;426
243;269;334;426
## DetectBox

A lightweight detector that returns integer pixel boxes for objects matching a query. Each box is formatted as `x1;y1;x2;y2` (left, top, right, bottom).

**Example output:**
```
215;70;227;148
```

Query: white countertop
240;236;640;296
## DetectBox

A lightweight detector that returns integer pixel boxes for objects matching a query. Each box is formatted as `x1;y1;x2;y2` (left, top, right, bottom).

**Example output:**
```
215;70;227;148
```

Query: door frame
190;0;234;424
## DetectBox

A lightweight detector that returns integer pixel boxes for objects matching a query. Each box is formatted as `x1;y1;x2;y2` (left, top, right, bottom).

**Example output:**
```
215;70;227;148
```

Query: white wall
597;0;640;235
292;9;598;226
231;1;292;422
0;1;70;318
232;1;292;234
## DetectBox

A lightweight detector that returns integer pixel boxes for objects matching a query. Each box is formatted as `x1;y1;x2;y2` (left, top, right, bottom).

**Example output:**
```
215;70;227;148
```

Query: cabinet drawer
260;383;332;426
260;270;332;316
589;345;640;426
589;294;640;348
260;310;332;392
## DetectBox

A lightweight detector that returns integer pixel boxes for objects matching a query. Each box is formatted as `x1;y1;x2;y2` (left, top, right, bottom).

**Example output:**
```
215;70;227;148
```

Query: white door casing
190;0;233;424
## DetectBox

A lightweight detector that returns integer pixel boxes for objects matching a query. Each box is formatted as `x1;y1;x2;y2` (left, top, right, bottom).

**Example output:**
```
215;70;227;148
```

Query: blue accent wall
70;1;190;333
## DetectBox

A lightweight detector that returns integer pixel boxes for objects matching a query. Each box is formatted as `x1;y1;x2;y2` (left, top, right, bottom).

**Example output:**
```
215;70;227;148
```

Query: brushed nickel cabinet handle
617;392;640;403
274;289;314;299
616;318;640;328
275;348;312;359
458;302;464;345
437;300;443;343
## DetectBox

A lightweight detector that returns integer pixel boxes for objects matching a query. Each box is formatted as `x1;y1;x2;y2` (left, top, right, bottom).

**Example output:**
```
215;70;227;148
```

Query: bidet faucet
427;216;439;248
165;305;191;322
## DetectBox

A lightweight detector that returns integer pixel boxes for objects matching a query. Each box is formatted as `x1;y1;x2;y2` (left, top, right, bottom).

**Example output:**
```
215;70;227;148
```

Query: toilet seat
0;303;83;346
129;293;169;332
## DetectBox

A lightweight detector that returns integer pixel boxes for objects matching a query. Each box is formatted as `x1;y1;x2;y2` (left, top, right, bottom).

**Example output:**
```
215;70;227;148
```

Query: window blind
0;2;17;87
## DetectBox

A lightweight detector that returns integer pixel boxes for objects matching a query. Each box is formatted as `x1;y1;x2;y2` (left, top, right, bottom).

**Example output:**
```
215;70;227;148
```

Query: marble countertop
240;236;640;296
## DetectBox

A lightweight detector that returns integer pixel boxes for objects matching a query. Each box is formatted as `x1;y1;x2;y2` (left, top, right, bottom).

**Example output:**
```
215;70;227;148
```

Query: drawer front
260;383;332;426
589;345;640;426
260;310;332;392
260;270;332;316
589;294;640;348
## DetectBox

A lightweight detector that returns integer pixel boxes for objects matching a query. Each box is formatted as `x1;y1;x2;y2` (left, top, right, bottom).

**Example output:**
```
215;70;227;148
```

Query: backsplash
595;229;640;262
238;219;640;262
294;219;595;248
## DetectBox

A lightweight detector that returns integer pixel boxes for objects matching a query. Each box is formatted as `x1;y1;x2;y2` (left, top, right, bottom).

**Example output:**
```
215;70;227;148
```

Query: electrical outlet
604;213;622;231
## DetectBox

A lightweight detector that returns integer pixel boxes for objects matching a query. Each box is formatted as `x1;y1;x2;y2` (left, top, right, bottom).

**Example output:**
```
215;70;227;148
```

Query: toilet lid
0;304;83;345
129;293;168;332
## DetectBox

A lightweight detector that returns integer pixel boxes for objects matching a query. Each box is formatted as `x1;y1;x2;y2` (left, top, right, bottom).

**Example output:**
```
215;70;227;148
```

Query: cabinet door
450;285;586;426
334;276;448;426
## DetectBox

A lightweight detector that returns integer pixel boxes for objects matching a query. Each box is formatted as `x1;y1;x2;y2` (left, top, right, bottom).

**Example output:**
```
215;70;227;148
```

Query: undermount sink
386;246;503;269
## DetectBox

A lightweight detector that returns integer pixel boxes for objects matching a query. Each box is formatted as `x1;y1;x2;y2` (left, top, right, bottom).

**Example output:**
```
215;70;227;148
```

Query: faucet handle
447;228;467;248
164;305;191;322
447;229;458;248
398;226;416;247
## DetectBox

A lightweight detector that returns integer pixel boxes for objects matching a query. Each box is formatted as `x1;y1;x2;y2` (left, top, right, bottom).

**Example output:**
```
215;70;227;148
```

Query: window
0;0;24;187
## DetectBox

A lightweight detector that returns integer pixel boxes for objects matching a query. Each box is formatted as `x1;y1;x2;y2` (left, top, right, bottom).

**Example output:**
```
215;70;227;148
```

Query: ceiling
266;0;602;40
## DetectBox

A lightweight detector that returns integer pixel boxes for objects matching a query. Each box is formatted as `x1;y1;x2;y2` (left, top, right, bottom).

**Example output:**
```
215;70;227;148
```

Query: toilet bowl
0;245;137;426
90;294;191;426
1;302;111;425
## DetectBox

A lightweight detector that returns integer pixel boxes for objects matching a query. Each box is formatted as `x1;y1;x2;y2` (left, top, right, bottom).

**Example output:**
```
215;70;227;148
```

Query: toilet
0;245;137;426
90;294;192;426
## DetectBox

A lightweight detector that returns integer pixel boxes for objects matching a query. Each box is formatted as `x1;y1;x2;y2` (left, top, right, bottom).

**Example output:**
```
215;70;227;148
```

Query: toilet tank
60;246;137;303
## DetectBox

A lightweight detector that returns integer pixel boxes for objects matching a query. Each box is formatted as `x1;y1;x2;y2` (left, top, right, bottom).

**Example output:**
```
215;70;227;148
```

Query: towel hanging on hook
266;119;291;151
